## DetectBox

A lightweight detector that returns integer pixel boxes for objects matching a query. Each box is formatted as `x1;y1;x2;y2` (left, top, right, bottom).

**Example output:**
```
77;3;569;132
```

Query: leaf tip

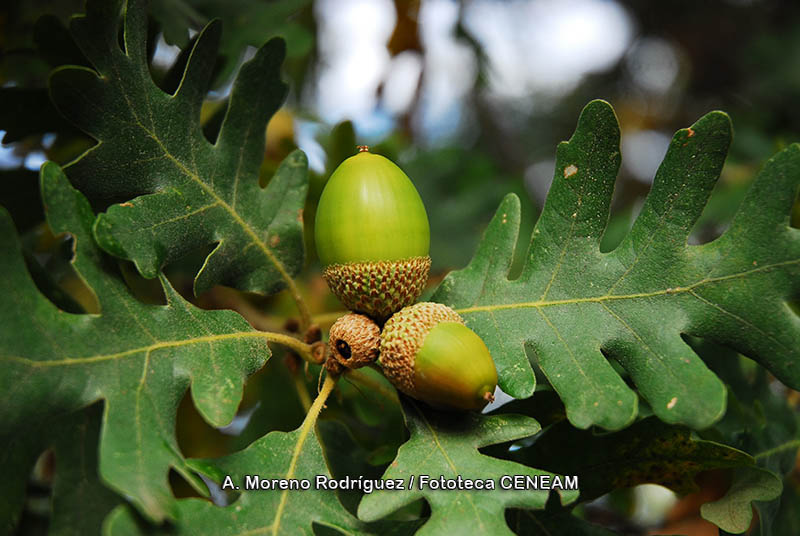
580;99;618;124
498;191;521;217
39;160;76;214
204;17;224;34
357;495;394;523
39;160;61;183
690;109;733;139
92;213;140;269
287;148;309;168
261;35;288;62
192;18;224;53
501;190;520;205
784;141;800;157
583;98;613;111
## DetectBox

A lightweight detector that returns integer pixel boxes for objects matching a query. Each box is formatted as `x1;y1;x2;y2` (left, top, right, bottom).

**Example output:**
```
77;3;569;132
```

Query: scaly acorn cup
315;146;431;322
379;302;498;411
327;312;381;373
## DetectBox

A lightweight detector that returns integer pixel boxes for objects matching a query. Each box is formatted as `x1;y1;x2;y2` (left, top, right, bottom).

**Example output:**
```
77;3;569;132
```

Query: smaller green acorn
315;146;430;322
380;302;497;411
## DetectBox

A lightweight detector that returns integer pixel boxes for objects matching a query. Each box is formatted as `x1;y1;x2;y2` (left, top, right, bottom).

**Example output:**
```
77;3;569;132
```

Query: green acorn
315;146;430;321
380;302;497;411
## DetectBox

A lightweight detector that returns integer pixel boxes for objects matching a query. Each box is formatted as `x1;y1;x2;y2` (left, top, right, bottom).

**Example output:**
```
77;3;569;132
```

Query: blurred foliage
2;0;800;534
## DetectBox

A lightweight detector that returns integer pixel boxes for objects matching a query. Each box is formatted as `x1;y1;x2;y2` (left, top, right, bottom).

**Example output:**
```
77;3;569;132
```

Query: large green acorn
315;146;430;321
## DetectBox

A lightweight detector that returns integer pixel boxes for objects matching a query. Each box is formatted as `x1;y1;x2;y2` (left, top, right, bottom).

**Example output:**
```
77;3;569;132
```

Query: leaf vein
2;331;274;367
455;259;800;315
688;289;791;353
413;401;487;532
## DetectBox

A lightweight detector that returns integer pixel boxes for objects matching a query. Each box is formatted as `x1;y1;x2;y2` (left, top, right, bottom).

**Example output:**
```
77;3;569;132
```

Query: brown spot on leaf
297;208;304;223
687;127;695;137
564;164;578;178
120;202;134;207
270;235;280;247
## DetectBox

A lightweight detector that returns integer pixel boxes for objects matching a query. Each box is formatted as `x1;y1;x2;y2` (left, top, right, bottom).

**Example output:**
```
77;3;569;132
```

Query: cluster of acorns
315;146;498;411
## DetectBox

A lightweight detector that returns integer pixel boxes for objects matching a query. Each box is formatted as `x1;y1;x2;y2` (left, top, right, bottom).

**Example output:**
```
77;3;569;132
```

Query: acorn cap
379;302;498;411
323;256;431;322
328;312;381;370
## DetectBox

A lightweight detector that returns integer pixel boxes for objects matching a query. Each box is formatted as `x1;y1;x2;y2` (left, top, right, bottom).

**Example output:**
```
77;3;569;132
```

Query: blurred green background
2;1;800;534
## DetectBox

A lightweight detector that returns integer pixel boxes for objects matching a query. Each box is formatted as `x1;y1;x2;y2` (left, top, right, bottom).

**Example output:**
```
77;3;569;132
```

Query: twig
283;278;313;333
257;331;322;364
310;310;348;327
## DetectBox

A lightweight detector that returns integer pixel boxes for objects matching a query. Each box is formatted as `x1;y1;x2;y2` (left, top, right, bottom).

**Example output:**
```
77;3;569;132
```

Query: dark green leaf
772;482;800;536
49;0;309;296
433;100;800;430
2;405;123;535
226;354;306;452
324;121;357;178
0;15;86;142
701;466;782;534
0;163;272;522
701;343;800;480
318;420;426;535
2;424;52;533
358;399;578;535
318;420;388;515
148;0;313;84
148;0;206;47
49;404;124;535
512;416;752;502
324;366;407;462
33;14;89;69
0;167;42;232
0;87;78;143
507;508;622;535
695;339;800;534
106;423;362;535
188;0;313;84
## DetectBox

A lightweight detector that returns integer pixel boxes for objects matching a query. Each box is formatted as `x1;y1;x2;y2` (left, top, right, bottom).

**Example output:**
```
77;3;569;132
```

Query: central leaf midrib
98;67;297;292
415;402;487;531
4;330;270;367
455;259;798;315
142;127;294;286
